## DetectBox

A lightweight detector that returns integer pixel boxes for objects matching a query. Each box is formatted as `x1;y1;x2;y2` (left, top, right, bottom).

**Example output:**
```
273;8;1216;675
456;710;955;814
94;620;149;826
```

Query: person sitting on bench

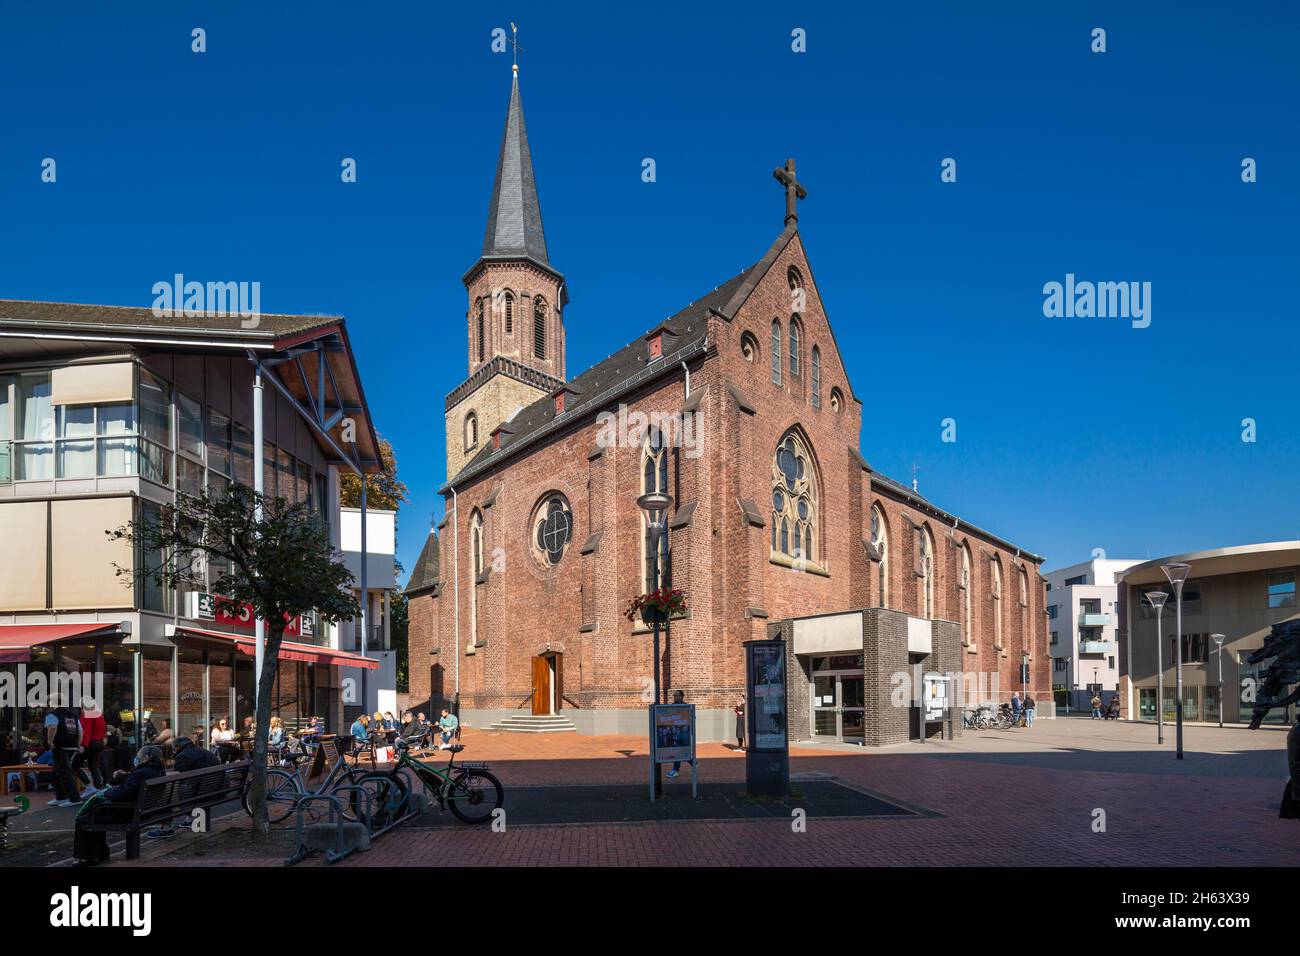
144;735;220;840
72;745;165;866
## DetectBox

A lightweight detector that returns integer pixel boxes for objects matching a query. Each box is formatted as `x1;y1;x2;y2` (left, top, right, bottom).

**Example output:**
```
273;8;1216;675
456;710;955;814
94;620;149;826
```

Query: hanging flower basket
624;587;686;625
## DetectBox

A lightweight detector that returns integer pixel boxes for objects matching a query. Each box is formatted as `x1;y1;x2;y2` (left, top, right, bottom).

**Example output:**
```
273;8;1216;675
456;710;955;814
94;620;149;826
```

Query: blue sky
1;2;1296;579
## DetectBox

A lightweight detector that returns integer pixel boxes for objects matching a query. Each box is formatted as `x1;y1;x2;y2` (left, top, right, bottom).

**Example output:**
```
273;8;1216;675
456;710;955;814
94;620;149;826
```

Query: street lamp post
1144;590;1169;744
1162;562;1192;760
637;490;673;797
1211;633;1226;729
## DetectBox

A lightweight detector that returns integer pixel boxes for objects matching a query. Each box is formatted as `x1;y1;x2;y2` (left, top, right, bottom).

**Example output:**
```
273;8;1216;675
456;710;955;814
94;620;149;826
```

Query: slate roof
405;530;440;595
442;264;756;490
481;74;550;267
0;299;340;339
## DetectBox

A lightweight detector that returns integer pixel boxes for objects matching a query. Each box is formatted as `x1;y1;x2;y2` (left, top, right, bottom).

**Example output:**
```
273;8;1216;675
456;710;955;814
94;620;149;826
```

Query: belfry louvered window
534;296;547;360
476;299;485;363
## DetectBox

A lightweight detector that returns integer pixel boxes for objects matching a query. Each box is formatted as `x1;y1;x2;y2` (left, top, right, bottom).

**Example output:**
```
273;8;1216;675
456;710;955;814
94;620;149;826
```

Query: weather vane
509;22;524;74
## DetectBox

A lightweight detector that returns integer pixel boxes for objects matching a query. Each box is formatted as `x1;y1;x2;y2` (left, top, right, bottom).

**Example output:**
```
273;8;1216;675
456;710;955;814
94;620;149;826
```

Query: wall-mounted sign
189;592;310;638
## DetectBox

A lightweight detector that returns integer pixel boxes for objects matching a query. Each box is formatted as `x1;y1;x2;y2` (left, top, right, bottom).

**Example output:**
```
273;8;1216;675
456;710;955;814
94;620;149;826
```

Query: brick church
406;64;1050;744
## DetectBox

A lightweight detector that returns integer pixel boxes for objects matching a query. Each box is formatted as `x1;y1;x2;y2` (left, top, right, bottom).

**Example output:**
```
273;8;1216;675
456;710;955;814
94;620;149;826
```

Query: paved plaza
6;715;1295;868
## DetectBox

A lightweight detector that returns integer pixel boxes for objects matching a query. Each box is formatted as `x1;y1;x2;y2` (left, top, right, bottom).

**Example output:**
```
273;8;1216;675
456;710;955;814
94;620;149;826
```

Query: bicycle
241;735;373;824
354;738;504;826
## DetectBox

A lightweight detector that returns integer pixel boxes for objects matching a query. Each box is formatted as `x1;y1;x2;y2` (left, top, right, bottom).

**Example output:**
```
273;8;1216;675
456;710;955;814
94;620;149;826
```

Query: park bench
77;760;251;860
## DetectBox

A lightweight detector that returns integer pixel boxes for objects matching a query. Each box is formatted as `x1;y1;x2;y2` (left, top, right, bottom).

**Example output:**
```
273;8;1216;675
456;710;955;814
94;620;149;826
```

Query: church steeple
481;72;550;268
448;57;567;483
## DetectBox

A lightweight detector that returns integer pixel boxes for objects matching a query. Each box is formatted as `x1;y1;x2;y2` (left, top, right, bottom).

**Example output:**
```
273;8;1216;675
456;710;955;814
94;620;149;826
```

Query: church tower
445;62;568;482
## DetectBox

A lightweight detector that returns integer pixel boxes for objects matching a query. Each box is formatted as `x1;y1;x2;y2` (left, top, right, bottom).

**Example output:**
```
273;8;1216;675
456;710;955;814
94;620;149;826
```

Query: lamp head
1144;589;1169;611
636;491;673;531
1161;562;1192;586
1211;632;1225;648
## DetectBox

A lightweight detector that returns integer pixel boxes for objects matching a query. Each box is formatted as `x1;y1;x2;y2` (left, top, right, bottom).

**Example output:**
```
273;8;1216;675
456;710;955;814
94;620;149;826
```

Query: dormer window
554;392;566;415
648;334;663;360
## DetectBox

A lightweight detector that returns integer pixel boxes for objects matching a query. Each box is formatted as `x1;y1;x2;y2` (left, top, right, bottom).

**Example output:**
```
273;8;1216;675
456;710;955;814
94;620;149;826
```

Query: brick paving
51;717;1300;868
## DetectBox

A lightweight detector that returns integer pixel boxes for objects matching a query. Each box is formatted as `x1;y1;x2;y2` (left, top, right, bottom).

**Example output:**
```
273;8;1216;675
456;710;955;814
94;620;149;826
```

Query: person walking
1023;693;1036;729
1090;693;1103;719
734;694;746;752
80;712;109;790
45;704;84;807
1010;692;1022;728
1281;717;1299;820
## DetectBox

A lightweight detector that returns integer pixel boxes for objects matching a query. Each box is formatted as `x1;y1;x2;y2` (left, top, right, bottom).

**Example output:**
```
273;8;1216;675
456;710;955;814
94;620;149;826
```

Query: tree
110;486;360;836
339;436;409;511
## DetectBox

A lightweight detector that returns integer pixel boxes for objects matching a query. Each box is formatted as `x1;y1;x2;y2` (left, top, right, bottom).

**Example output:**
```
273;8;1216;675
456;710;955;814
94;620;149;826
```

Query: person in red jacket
77;707;108;792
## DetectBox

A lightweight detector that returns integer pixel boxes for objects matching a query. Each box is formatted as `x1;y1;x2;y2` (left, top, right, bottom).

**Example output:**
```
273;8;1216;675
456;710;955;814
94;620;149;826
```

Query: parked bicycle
241;735;373;824
352;738;504;826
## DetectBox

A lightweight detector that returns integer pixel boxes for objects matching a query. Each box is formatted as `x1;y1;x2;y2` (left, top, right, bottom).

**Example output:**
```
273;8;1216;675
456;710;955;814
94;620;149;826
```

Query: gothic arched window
534;296;547;360
811;345;821;409
641;427;670;593
871;504;890;609
771;431;817;564
531;492;572;567
919;524;936;619
961;542;973;648
789;316;801;377
504;292;514;337
992;558;1004;651
770;319;782;385
470;509;484;644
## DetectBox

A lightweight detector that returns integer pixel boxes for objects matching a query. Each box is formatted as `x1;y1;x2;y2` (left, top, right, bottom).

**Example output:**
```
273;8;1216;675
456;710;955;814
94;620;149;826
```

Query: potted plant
624;587;686;626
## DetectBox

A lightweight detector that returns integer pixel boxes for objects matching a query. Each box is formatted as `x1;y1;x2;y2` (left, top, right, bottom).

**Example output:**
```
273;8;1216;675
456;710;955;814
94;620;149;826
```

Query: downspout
451;484;460;703
680;359;690;398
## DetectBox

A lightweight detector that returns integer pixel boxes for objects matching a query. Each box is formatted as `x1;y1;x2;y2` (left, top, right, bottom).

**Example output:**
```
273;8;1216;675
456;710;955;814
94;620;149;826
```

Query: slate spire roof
481;73;550;267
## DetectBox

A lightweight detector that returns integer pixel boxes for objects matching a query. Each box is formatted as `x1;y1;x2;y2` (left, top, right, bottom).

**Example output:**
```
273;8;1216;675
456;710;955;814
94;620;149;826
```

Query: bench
78;760;251;860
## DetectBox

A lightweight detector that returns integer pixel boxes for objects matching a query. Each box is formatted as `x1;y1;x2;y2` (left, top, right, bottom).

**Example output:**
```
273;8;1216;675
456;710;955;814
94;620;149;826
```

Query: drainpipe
451;485;460;702
680;359;690;398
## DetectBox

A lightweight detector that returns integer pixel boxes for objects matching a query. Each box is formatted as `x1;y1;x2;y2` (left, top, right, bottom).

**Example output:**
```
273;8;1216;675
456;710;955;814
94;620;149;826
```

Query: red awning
176;626;379;670
0;622;122;664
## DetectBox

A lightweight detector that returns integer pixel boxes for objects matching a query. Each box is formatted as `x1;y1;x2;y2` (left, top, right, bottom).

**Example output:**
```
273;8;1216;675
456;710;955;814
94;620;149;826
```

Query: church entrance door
531;655;557;715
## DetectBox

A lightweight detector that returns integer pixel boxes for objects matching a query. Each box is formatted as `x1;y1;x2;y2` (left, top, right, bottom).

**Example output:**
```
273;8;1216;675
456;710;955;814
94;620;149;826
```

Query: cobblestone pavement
39;716;1295;868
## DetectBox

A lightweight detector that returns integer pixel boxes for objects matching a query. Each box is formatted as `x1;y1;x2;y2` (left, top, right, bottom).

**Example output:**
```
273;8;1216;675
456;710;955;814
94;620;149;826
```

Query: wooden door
531;656;551;715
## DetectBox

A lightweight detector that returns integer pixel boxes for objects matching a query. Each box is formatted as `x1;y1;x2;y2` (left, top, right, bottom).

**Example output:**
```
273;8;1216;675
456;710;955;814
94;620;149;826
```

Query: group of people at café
349;708;458;752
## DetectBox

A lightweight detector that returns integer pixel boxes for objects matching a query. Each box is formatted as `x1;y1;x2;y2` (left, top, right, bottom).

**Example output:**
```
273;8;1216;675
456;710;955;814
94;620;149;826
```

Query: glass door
811;670;865;740
812;674;838;736
840;675;865;740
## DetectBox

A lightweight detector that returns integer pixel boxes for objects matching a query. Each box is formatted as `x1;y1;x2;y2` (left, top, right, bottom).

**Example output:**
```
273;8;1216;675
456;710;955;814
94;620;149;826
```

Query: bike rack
285;787;373;866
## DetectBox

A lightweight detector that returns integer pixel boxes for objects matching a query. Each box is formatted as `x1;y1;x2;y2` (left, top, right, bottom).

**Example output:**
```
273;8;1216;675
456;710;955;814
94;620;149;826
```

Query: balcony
1079;640;1114;655
1080;612;1111;627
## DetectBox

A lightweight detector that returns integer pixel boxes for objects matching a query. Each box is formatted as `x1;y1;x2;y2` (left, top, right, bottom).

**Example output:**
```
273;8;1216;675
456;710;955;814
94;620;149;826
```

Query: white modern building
1044;557;1141;711
338;506;398;719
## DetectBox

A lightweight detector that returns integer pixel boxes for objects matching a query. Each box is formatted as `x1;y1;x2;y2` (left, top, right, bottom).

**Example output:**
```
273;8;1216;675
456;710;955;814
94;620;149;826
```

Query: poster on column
749;642;787;750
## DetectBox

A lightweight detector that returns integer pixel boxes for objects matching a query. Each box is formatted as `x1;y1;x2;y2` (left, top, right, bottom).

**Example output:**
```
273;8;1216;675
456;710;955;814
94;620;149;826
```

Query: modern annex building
1044;557;1140;710
406;66;1051;744
0;301;383;757
1118;541;1299;725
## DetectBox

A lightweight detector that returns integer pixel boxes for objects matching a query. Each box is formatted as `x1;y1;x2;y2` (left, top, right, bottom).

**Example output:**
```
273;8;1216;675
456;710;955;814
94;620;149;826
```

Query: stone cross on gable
772;157;807;226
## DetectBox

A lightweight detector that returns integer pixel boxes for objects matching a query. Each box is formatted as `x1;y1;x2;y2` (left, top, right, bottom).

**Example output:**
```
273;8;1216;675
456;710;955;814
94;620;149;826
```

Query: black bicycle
352;739;504;826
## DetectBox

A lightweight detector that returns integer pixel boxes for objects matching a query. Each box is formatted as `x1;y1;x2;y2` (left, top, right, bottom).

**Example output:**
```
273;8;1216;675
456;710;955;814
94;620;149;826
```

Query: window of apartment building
1050;630;1059;645
1268;570;1295;608
1079;598;1101;615
1053;659;1066;672
1064;574;1087;586
1047;604;1058;619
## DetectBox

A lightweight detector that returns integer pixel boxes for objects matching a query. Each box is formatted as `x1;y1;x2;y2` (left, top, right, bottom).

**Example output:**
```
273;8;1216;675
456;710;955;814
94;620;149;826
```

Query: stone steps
486;714;577;733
